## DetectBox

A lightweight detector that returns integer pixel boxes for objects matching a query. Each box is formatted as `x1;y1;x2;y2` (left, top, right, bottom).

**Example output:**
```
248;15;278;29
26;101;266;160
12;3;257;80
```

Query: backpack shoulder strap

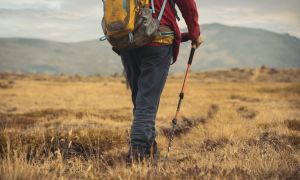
169;0;180;21
149;0;178;22
157;0;168;21
151;0;155;13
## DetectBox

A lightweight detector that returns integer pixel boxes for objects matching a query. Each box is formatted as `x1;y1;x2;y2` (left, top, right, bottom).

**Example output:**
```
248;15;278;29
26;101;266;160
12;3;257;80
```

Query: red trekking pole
165;38;197;161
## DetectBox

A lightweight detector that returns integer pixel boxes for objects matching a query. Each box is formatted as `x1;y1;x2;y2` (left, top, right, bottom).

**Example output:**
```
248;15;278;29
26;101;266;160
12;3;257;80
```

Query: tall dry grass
0;68;299;179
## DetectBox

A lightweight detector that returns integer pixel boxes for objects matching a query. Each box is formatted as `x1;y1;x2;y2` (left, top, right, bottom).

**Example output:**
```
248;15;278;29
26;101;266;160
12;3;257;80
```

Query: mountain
174;23;300;73
0;39;121;75
0;23;300;75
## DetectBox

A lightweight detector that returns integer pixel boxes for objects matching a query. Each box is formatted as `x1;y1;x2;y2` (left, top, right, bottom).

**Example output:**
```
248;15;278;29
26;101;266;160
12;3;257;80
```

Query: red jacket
148;0;201;63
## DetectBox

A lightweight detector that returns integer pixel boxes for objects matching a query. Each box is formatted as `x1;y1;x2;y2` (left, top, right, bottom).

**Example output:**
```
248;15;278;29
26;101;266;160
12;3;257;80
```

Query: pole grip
188;47;196;65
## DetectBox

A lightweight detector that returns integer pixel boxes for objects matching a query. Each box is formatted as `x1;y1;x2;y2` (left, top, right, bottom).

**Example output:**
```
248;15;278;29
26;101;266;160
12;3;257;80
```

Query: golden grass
0;68;299;179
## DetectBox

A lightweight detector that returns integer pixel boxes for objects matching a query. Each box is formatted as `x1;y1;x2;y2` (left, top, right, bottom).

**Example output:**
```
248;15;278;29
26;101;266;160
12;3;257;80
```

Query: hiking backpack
100;0;171;50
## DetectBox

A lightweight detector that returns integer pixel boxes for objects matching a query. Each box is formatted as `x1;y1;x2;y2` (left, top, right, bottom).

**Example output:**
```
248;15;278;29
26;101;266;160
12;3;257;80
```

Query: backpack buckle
99;36;107;41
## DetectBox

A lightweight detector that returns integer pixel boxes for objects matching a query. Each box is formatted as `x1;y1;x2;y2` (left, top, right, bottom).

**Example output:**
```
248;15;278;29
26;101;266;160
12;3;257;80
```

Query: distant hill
0;23;300;75
0;39;121;75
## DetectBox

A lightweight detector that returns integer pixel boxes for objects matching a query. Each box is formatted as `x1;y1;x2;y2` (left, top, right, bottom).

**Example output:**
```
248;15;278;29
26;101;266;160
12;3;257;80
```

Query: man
120;0;202;161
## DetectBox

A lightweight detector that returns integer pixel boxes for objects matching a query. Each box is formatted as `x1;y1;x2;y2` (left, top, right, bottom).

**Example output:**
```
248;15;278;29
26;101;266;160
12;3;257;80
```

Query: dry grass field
0;67;300;179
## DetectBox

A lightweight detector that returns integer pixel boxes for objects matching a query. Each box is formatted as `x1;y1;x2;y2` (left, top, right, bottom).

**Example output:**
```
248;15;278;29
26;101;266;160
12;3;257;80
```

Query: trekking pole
164;43;197;162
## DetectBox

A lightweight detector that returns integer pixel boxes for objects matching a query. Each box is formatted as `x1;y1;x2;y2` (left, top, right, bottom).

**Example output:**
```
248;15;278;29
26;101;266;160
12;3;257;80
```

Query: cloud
0;0;61;10
0;0;299;41
195;0;300;37
0;0;103;41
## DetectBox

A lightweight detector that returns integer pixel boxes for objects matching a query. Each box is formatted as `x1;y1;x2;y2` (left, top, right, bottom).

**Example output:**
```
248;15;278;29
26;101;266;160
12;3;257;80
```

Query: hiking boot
126;140;160;165
126;144;146;164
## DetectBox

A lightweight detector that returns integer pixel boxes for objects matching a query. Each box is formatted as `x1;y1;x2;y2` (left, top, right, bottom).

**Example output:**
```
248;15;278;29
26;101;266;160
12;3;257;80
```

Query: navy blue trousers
120;45;172;147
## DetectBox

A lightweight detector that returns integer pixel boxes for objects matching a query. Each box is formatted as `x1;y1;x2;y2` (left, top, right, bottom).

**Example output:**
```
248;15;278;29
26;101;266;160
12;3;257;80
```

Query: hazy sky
0;0;299;41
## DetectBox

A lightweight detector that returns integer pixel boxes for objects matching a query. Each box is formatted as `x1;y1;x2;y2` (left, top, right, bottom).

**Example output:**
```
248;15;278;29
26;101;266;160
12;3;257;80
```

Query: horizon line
0;22;298;43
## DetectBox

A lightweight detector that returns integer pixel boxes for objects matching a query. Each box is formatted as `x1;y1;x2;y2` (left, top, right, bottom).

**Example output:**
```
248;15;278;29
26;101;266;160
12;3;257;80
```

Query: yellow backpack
100;0;173;50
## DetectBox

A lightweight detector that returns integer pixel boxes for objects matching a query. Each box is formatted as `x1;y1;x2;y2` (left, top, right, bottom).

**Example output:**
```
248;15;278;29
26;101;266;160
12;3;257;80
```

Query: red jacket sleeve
176;0;200;41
